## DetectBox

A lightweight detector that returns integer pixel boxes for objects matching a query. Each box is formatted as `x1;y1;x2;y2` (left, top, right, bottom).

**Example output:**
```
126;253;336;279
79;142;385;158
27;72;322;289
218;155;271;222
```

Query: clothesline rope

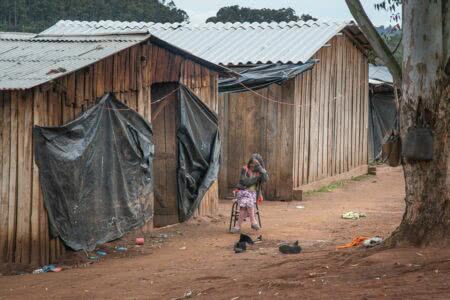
236;81;351;108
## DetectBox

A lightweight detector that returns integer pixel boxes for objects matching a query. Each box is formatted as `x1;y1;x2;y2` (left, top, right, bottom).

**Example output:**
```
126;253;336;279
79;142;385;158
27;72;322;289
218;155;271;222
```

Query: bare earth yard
1;166;450;299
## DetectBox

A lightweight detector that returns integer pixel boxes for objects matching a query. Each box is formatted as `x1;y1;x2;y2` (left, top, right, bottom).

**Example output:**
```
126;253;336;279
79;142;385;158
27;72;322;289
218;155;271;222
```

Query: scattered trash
309;272;327;278
115;246;128;252
96;250;107;256
88;255;98;260
363;236;383;248
172;290;193;300
336;236;368;249
279;241;302;254
296;205;305;209
341;211;366;220
416;252;423;257
135;237;145;245
179;246;187;250
32;264;62;274
230;297;240;300
159;233;169;239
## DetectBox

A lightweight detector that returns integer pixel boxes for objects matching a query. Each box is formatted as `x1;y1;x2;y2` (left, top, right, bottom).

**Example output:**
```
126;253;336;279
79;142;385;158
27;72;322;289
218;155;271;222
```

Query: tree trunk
386;0;450;246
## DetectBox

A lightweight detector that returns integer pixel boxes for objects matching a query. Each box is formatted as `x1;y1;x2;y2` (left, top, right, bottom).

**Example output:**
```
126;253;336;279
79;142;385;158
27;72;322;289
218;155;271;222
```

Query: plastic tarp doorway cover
177;85;220;221
33;93;154;251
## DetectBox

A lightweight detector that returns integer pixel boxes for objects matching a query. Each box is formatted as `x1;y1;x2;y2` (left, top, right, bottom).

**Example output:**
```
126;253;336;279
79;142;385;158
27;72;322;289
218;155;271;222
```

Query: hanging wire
235;80;346;108
97;86;181;110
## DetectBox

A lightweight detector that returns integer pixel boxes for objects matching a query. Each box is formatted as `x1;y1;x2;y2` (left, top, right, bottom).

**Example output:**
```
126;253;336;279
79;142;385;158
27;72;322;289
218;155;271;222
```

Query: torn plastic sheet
219;62;315;94
177;85;220;221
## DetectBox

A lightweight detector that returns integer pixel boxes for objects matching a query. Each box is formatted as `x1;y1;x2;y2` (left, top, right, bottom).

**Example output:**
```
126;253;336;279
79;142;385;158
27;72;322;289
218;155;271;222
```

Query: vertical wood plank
16;91;32;264
7;92;18;262
0;93;6;261
30;90;42;265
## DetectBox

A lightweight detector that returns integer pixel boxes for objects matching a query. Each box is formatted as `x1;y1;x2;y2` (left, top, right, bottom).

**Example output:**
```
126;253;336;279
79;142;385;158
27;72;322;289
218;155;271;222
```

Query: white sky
172;0;393;26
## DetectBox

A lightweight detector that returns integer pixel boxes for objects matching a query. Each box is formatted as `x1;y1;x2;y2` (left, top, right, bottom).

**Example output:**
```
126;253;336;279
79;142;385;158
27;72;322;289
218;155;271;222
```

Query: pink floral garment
236;190;257;208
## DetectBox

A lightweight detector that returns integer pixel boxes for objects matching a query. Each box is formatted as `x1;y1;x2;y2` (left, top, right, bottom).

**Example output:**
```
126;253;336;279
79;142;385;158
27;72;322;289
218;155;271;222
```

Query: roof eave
147;35;231;76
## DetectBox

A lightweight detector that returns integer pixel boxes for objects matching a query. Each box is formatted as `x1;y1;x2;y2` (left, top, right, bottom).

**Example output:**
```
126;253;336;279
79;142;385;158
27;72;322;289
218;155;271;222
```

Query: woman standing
230;153;269;233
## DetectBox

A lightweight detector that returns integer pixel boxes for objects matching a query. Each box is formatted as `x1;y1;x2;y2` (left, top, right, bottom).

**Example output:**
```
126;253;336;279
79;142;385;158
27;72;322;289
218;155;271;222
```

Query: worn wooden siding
0;42;219;266
293;35;369;189
150;44;220;219
219;80;296;200
218;34;368;199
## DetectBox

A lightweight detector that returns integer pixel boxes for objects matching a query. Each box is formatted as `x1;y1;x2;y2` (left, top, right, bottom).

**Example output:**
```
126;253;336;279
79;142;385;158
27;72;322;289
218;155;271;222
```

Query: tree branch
346;0;402;84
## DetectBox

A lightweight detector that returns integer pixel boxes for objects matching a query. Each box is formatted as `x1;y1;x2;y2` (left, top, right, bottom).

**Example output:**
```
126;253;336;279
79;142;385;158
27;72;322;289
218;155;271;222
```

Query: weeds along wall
0;42;219;266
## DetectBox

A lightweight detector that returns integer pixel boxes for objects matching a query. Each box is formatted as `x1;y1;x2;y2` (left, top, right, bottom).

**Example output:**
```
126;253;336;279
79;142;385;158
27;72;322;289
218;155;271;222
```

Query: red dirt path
1;166;450;299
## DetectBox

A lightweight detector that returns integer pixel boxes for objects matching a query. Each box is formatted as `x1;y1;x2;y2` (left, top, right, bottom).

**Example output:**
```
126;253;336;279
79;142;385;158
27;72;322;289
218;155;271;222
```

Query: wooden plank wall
0;42;219;266
218;34;368;199
151;84;179;227
292;35;369;188
218;80;296;200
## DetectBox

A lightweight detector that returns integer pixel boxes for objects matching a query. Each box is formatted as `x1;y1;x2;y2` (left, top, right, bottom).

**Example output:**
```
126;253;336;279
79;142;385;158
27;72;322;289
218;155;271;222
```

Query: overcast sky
172;0;394;26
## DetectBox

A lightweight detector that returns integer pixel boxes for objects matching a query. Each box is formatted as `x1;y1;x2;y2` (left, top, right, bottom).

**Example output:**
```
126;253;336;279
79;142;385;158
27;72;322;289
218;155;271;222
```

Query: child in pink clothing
231;154;268;233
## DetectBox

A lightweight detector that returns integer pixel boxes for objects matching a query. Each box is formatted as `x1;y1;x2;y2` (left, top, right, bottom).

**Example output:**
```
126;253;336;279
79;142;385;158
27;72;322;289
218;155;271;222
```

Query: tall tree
0;0;189;33
346;0;450;246
206;5;317;23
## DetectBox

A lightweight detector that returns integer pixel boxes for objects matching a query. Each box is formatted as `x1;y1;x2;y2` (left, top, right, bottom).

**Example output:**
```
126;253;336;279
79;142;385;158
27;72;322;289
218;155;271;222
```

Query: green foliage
374;0;401;23
368;26;403;65
206;5;317;23
0;0;188;33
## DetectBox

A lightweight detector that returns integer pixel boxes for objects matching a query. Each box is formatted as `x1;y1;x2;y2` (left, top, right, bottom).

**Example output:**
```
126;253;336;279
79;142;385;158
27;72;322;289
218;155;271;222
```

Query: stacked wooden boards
0;42;219;266
218;34;369;199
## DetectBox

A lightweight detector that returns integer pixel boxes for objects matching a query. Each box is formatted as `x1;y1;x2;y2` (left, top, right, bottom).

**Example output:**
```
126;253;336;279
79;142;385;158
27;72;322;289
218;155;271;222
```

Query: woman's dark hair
247;158;255;167
247;153;265;168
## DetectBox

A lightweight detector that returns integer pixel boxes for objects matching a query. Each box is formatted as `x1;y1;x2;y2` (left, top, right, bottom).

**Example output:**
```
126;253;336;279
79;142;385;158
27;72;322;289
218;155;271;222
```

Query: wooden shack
148;21;371;200
0;24;223;266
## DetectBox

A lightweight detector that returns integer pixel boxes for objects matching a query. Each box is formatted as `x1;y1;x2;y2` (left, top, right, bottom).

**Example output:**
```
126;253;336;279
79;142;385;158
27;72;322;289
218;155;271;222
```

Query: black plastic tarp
177;85;221;221
219;62;315;93
34;93;154;251
368;91;398;161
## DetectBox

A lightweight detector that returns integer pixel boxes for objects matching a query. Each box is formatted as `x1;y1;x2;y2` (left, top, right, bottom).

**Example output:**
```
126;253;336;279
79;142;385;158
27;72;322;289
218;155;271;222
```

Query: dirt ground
1;166;450;300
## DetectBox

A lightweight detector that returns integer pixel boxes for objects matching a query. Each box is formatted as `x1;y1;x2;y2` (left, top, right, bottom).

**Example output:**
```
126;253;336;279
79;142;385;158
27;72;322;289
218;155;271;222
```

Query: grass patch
351;174;375;182
304;174;375;197
304;180;346;197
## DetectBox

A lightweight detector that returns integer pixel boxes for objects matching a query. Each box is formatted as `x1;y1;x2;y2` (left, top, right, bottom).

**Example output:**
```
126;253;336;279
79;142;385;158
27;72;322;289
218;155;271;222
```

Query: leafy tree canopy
206;5;317;23
0;0;188;33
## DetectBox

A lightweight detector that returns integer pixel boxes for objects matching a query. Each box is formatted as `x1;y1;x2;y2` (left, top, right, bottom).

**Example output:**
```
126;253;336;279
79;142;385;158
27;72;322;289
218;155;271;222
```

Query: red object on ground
336;236;368;249
135;238;144;245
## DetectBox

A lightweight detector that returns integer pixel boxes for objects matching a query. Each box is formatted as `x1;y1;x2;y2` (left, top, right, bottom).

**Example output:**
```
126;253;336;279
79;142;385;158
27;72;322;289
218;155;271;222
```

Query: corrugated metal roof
369;64;393;85
0;32;36;39
41;20;368;66
0;36;146;90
